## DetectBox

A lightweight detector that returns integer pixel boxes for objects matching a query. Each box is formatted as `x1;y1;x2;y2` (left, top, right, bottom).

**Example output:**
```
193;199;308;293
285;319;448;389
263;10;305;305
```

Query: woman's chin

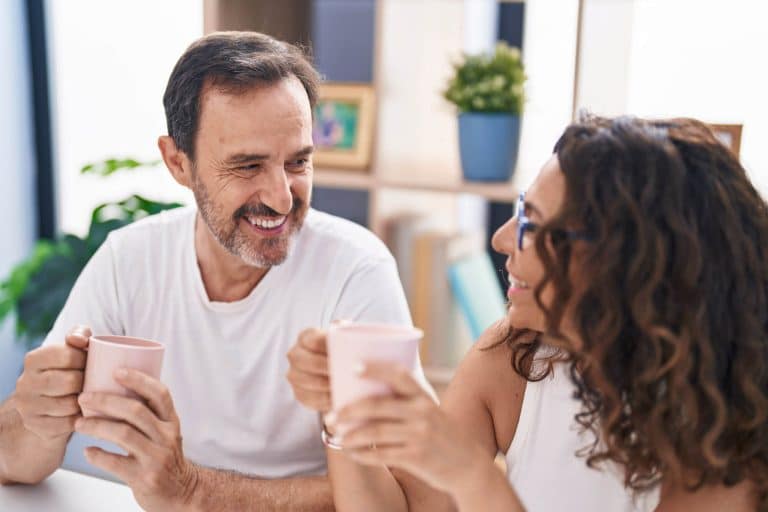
505;303;544;332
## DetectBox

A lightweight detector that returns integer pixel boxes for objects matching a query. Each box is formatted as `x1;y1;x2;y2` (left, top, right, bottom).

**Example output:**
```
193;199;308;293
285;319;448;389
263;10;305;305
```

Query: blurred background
2;0;767;400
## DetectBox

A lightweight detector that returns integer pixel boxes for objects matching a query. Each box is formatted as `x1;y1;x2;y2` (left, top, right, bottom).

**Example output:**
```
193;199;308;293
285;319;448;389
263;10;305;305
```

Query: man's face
191;76;313;268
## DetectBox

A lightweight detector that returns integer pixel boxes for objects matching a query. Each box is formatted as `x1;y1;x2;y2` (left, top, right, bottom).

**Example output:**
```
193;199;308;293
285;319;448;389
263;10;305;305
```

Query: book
448;252;507;340
381;213;433;306
411;231;482;368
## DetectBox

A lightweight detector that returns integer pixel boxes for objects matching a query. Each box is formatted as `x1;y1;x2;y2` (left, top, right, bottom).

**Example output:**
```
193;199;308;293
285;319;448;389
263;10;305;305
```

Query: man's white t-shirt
43;206;414;478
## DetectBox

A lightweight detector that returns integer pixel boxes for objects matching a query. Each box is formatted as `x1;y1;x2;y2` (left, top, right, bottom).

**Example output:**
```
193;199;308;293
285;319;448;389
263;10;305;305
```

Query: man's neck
194;213;269;302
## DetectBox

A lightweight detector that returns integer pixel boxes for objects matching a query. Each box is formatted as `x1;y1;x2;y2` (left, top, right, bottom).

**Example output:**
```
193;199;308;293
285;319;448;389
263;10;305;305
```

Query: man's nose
258;166;293;215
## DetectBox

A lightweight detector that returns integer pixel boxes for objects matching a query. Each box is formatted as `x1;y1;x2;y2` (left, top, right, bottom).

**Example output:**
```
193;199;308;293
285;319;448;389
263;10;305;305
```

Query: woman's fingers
335;393;429;427
344;445;414;468
340;420;416;449
359;362;423;397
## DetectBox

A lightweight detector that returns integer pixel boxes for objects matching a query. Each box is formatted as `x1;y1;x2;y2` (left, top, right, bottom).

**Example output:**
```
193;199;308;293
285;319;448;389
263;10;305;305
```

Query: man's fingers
287;368;330;393
78;392;162;441
65;326;92;350
23;395;81;417
84;447;136;483
298;328;327;354
114;369;174;421
295;389;331;412
75;417;153;460
24;345;86;372
287;349;329;377
23;414;78;440
34;369;84;396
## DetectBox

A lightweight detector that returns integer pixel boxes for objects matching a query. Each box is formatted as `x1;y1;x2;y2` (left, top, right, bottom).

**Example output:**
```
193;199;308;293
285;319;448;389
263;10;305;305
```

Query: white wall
514;0;580;189
0;0;38;397
575;0;634;117
373;0;580;228
576;0;768;196
46;0;203;236
626;0;768;195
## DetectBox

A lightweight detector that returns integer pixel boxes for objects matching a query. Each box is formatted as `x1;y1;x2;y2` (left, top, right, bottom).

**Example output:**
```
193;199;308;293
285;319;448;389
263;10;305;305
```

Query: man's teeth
247;216;286;229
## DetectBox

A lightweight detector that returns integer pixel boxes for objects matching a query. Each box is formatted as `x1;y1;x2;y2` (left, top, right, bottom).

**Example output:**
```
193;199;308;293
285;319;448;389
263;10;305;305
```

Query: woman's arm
334;324;528;511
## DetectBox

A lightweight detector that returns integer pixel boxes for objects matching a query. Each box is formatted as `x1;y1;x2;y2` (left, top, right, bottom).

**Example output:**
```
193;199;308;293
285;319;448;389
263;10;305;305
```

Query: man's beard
192;176;308;268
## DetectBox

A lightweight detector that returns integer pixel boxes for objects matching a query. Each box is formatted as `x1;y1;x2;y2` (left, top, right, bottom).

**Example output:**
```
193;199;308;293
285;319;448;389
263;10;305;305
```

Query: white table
0;469;141;511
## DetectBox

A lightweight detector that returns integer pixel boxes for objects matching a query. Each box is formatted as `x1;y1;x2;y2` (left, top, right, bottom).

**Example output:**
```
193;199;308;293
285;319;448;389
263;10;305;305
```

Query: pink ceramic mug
81;335;165;418
326;323;423;413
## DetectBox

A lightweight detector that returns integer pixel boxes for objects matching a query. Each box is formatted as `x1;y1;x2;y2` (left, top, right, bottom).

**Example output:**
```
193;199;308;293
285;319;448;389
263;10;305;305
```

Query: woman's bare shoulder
442;321;527;453
459;321;525;388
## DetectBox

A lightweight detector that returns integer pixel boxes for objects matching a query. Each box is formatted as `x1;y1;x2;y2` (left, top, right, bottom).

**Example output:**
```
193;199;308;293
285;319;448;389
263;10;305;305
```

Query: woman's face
492;155;567;334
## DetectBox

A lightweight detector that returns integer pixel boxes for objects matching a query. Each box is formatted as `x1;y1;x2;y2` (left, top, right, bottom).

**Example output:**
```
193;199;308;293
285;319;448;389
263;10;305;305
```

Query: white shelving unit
204;0;523;388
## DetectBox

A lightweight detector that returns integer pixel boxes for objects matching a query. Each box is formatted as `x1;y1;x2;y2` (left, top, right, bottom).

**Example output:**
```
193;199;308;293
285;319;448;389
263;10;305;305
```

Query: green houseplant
0;159;183;350
444;41;525;182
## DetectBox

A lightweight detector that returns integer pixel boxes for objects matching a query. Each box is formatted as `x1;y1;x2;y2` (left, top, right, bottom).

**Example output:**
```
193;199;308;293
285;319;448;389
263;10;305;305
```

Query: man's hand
74;369;198;512
286;328;331;413
13;326;90;441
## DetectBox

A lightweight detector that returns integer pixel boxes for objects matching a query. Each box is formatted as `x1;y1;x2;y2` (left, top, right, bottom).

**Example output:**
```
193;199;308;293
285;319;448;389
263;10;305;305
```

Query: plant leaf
80;158;160;176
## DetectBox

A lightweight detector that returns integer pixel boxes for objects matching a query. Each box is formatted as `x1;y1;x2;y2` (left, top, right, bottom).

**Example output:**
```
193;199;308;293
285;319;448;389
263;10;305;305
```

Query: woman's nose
491;217;518;257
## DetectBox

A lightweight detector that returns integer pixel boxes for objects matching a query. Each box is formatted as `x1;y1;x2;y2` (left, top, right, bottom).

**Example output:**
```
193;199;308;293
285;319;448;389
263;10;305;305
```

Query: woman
287;115;768;511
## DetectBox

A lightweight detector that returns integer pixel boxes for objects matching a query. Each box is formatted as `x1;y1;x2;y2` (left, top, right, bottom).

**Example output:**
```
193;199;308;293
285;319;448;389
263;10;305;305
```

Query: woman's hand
331;361;490;497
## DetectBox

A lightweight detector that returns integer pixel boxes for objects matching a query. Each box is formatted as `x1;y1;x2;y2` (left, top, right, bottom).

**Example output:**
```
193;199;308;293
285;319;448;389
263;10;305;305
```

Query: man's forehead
199;76;309;114
195;79;312;155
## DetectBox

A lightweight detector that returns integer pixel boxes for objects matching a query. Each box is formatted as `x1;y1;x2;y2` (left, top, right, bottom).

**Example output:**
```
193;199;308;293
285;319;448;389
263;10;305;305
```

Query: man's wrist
181;461;204;512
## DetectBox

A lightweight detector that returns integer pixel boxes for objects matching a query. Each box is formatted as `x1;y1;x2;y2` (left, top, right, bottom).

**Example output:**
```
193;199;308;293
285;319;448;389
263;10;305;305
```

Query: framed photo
709;124;743;158
312;83;375;170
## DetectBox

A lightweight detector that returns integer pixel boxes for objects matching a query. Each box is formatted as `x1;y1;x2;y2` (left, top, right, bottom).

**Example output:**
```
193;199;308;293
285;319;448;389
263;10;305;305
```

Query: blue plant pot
458;112;520;182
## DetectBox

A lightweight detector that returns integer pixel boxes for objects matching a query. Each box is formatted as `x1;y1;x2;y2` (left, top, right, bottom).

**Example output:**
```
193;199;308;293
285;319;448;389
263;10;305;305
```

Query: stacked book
382;214;507;369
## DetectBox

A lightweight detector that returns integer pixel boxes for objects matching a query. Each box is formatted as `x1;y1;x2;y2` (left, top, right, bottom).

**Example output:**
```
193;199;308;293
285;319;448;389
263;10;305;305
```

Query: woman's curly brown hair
506;115;768;506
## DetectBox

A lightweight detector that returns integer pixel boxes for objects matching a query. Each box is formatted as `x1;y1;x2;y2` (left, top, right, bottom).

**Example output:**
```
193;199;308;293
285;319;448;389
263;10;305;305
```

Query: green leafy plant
0;159;183;348
443;41;525;114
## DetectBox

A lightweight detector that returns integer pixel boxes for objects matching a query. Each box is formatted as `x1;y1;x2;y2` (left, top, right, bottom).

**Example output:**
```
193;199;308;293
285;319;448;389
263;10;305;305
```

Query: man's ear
158;135;192;188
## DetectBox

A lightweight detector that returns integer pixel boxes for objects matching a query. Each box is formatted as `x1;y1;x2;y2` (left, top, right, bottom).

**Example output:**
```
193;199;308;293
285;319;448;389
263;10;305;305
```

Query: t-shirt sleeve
41;235;122;347
331;256;436;399
331;257;411;326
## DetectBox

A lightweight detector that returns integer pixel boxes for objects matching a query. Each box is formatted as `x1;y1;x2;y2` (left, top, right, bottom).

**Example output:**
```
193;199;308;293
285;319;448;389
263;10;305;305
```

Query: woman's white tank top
505;362;660;511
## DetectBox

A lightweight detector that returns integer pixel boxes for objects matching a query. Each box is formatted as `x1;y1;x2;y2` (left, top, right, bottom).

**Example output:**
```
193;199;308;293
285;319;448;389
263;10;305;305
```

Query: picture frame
709;123;743;159
312;83;376;170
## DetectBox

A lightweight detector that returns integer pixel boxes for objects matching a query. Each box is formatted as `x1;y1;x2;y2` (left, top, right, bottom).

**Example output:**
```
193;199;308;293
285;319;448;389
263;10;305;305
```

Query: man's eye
286;159;309;170
236;164;261;172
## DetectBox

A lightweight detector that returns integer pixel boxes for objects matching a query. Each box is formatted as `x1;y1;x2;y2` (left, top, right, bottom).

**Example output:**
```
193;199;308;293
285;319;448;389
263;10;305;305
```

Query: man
0;31;414;510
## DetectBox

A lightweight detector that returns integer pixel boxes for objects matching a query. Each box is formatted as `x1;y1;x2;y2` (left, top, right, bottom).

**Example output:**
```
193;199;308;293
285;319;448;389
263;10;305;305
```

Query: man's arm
75;368;333;511
188;465;333;512
0;328;90;485
0;396;70;485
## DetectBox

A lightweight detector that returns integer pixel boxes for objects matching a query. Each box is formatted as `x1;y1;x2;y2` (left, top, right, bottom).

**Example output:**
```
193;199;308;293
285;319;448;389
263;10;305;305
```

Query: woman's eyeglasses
513;192;592;250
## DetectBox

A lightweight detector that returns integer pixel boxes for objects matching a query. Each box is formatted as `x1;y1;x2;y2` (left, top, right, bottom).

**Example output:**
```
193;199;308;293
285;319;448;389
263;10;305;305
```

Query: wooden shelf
314;168;518;203
313;168;374;190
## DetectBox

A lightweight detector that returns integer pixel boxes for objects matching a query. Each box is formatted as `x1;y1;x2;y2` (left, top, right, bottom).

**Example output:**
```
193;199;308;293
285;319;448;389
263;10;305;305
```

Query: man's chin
237;238;293;268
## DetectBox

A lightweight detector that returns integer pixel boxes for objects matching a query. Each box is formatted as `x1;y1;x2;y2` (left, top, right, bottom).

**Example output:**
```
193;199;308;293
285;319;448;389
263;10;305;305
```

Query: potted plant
0;159;183;351
444;42;525;182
